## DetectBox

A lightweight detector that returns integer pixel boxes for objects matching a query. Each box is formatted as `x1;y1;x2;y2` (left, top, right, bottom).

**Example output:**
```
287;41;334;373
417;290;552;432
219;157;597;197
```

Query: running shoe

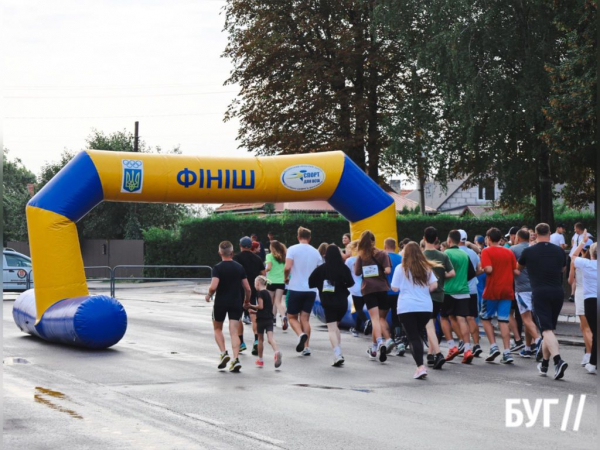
485;346;501;362
584;364;597;375
350;327;359;338
282;316;289;331
510;340;525;353
433;354;446;370
302;347;311;356
413;367;428;380
445;346;460;361
537;363;548;376
457;340;465;356
229;358;242;373
296;333;308;352
255;359;264;368
535;338;543;362
385;338;397;354
473;344;483;358
242;315;252;325
274;351;282;368
239;342;247;353
378;343;387;363
568;295;575;303
332;355;345;367
501;353;514;364
363;320;372;336
252;340;259;356
553;360;568;380
218;351;230;369
462;349;474;364
519;349;533;358
427;354;435;366
581;353;590;366
366;348;377;360
395;343;406;357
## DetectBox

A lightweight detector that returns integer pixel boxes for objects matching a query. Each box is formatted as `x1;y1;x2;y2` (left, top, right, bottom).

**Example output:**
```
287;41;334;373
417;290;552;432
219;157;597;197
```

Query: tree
3;150;36;244
423;0;572;224
223;0;404;183
37;130;189;240
541;0;597;210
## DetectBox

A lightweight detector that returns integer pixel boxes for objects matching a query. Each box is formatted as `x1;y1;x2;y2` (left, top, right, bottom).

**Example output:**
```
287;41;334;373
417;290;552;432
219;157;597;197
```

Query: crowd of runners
204;223;597;381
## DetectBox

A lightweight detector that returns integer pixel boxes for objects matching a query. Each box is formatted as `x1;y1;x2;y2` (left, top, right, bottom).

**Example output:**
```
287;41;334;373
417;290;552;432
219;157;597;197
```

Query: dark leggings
389;294;401;337
584;298;597;366
398;312;431;367
352;296;368;330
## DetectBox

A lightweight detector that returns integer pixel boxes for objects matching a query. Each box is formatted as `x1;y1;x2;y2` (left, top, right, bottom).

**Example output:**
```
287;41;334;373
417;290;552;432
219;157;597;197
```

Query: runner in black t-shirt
234;236;267;356
206;241;251;373
518;223;568;380
246;276;282;368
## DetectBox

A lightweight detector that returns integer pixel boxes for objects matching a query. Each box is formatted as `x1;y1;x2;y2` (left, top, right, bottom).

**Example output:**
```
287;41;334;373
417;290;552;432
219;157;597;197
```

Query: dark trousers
352;296;368;330
398;312;431;367
584;298;597;366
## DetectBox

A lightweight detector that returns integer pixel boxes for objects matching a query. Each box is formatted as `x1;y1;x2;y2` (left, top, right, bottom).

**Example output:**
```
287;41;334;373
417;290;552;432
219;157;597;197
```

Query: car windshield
5;254;32;268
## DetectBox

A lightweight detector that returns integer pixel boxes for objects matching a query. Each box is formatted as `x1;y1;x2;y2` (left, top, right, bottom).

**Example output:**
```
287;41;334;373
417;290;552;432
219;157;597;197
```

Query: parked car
3;249;33;291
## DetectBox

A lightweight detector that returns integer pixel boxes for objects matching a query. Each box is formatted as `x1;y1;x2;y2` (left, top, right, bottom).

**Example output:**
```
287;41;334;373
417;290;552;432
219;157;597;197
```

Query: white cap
458;229;467;242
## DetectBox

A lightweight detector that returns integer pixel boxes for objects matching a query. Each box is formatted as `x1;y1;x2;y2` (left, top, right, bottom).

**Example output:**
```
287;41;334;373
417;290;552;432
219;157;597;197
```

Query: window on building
478;181;495;201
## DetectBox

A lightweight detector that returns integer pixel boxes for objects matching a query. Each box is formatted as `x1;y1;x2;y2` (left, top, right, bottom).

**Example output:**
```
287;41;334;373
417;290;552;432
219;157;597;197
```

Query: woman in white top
571;233;597;374
391;242;441;379
568;245;593;366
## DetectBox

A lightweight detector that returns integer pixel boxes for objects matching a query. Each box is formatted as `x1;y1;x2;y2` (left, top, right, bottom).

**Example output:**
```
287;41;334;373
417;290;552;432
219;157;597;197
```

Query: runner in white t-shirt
284;226;322;356
391;242;441;380
550;224;566;249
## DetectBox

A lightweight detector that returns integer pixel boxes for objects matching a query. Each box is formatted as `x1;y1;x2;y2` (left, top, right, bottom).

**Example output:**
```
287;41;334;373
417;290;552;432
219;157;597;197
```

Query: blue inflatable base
13;290;127;349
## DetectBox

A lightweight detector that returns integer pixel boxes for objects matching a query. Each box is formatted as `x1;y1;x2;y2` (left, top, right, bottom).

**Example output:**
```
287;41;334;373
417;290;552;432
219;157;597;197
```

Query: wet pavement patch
293;384;373;393
34;387;83;419
3;357;30;365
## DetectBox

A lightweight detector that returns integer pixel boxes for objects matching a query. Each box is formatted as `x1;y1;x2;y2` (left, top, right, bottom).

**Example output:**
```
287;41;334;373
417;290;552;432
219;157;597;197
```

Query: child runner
247;276;282;368
205;241;252;373
309;245;355;366
354;230;392;363
346;240;369;337
391;242;441;379
266;240;289;330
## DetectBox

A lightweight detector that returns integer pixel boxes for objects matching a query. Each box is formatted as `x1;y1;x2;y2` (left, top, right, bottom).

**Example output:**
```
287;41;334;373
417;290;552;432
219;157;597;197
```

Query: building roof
404;178;468;211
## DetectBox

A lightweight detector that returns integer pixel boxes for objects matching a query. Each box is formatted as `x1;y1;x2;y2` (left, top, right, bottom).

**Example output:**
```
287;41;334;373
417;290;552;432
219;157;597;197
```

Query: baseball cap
505;226;519;238
458;229;467;242
239;236;252;248
475;236;485;245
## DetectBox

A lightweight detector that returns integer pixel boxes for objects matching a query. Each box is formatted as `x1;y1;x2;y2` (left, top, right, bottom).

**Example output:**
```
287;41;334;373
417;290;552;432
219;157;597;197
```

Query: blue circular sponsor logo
281;165;326;191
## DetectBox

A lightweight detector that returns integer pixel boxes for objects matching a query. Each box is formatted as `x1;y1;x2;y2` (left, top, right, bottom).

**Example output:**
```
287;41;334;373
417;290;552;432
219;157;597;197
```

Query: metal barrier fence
5;265;212;298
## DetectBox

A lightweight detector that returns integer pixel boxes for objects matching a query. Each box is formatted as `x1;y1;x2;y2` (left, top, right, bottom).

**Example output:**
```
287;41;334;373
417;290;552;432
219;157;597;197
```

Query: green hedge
143;211;595;272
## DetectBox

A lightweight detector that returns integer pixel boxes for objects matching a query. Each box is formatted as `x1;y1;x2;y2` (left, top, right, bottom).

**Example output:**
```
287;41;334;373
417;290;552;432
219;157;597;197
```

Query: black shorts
287;290;316;315
440;294;471;318
213;301;243;323
387;293;399;315
322;297;348;323
432;300;442;318
532;288;564;332
469;293;479;317
363;291;388;310
257;319;274;334
267;283;285;292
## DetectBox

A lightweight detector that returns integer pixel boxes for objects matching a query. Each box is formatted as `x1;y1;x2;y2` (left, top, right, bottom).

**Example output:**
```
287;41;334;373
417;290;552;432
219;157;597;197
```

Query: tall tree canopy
3;150;36;244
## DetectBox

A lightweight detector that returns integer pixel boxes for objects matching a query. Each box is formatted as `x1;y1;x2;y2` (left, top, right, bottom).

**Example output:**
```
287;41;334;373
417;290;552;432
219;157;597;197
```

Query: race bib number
363;264;379;278
323;280;335;292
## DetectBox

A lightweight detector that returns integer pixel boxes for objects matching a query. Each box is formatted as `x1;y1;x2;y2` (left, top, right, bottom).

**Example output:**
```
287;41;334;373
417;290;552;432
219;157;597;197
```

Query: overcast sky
4;0;412;188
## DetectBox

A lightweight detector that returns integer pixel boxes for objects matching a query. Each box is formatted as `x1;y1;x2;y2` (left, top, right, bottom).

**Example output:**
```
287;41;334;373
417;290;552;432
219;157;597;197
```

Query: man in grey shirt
510;229;541;358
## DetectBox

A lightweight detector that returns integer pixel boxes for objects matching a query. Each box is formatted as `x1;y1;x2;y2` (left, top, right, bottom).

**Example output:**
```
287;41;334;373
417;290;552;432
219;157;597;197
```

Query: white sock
535;337;541;345
524;346;531;351
258;357;263;362
334;346;342;357
447;339;456;348
376;337;383;345
371;343;377;351
464;343;471;351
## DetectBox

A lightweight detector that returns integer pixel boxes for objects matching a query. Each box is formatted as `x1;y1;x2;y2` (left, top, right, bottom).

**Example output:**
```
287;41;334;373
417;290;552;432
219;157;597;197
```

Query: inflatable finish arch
14;150;397;348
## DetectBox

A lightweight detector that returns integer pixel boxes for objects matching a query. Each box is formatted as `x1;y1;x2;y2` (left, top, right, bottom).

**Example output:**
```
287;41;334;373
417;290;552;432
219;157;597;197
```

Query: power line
5;90;238;99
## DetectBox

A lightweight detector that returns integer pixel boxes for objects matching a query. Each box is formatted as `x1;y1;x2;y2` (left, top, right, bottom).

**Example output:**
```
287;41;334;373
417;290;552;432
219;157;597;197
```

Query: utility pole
133;121;139;152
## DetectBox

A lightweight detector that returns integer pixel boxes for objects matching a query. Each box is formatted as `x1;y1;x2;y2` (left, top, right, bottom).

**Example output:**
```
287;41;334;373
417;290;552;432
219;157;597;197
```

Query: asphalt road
3;283;597;450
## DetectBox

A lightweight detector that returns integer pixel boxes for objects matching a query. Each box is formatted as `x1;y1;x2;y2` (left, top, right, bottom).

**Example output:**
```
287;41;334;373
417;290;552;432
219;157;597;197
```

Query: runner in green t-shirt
265;240;289;330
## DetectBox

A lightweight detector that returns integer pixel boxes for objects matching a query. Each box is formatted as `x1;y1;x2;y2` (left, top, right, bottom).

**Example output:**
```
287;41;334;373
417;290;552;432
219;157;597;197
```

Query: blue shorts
287;290;316;315
480;299;512;322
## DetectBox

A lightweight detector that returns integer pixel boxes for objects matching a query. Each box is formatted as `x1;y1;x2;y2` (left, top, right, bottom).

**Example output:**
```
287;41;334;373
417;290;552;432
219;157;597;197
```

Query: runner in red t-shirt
480;227;518;364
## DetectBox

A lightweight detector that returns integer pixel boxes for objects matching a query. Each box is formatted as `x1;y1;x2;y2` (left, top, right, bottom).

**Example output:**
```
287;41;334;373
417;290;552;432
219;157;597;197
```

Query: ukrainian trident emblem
121;159;143;193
